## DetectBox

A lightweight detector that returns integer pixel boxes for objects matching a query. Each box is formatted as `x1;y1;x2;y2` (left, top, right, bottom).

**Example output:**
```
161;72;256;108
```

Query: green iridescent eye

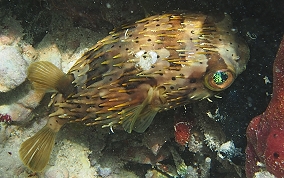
204;69;235;91
213;71;229;85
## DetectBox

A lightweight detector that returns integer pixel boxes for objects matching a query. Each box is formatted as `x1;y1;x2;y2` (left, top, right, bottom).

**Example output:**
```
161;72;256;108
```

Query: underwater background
0;0;283;177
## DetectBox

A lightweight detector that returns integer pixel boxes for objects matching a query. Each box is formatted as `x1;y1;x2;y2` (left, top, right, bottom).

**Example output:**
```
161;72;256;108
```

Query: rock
44;166;69;178
36;34;62;69
0;45;29;92
0;15;23;46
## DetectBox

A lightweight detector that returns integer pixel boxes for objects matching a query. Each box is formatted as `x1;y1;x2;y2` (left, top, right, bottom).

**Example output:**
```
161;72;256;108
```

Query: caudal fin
19;125;57;172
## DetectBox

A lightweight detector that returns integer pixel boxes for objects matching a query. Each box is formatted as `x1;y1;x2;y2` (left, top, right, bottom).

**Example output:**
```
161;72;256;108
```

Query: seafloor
0;0;283;178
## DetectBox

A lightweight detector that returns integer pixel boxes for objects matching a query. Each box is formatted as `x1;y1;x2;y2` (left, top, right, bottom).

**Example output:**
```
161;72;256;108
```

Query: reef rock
0;45;29;92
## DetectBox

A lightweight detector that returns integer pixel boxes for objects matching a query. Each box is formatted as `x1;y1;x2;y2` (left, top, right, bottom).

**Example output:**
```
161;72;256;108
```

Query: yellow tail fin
19;125;57;172
27;61;74;95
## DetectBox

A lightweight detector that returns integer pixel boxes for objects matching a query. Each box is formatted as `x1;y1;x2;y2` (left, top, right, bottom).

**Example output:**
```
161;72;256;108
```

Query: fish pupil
213;71;228;85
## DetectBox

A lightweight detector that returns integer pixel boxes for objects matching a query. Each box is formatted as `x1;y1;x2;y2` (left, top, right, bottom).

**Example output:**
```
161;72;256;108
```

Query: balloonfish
19;12;249;172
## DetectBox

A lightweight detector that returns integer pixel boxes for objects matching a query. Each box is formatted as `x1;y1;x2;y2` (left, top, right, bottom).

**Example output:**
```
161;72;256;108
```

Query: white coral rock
0;45;29;92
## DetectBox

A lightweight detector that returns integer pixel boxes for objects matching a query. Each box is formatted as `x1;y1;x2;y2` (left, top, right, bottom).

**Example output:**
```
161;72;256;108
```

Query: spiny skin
246;36;284;178
49;13;249;131
19;12;249;172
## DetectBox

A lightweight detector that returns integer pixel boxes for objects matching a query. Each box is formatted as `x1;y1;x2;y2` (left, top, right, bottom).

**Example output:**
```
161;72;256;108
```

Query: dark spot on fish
77;105;81;108
190;78;196;83
180;73;184;76
109;77;112;81
119;45;121;48
111;45;115;48
139;47;142;50
192;87;197;91
226;49;229;51
170;86;174;90
157;55;160;58
143;28;147;31
135;40;139;43
172;77;176;80
129;34;132;37
156;24;160;26
55;120;58;123
191;30;195;34
151;65;155;68
199;62;203;64
159;73;163;76
126;48;129;51
144;51;147;54
230;42;232;45
219;39;222;41
190;38;192;40
8;152;12;155
147;39;151;41
146;21;149;24
196;49;198;51
136;36;139;39
86;96;90;99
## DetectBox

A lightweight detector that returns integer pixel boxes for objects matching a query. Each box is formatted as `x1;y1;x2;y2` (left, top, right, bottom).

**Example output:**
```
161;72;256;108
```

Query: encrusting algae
19;12;249;172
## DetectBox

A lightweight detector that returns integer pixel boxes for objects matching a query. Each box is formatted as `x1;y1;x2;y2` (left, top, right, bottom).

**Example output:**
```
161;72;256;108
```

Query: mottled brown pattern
46;12;249;132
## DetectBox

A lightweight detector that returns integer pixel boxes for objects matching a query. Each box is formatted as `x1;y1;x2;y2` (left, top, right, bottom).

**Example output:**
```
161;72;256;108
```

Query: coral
218;141;242;160
174;121;192;146
245;36;284;177
173;107;194;147
0;114;11;124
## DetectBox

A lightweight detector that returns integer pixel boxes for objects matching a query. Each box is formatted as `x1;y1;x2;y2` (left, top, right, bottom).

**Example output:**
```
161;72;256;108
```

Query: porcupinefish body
19;12;249;172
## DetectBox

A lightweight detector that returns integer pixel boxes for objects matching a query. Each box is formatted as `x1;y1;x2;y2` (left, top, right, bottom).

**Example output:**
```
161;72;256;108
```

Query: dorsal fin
27;61;74;95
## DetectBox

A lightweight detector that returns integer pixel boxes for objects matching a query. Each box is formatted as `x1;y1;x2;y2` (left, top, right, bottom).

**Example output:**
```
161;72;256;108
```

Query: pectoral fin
120;87;158;133
132;109;158;133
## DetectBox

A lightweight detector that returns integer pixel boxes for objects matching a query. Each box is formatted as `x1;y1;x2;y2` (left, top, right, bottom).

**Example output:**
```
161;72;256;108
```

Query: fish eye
204;69;235;91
